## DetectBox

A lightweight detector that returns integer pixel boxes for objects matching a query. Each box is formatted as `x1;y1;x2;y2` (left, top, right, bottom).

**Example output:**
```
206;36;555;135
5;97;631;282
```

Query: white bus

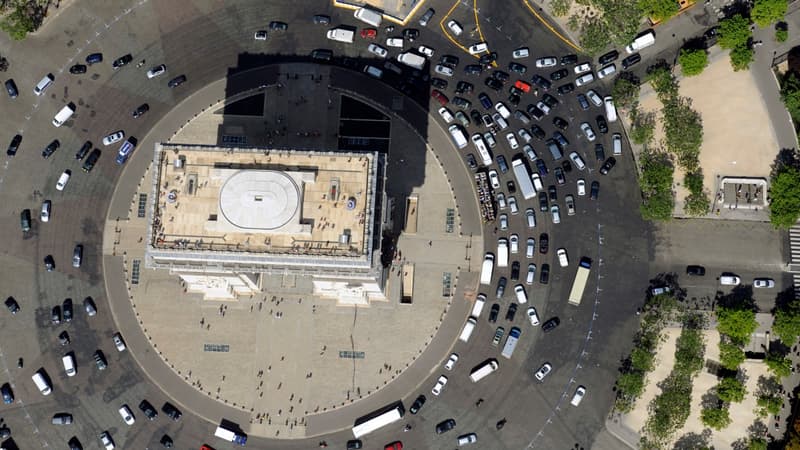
469;359;499;382
352;405;403;438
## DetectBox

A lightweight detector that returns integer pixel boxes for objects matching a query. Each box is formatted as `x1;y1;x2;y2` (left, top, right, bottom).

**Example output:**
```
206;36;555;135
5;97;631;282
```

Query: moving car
534;363;552;381
599;157;616;175
686;265;705;276
132;103;150;118
56;170;71;191
571;386;586;406
168;74;187;88
444;353;459;370
753;278;775;288
435;418;456;434
410;394;426;414
113;333;127;351
431;375;448;396
542;317;560;332
112;54;133;69
102;131;124;146
254;30;267;40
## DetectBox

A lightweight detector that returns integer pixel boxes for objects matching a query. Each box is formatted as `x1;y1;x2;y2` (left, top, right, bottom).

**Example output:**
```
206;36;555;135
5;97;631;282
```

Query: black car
531;74;551;90
548;185;557;202
409;394;426;414
435;418;456;434
464;64;483;75
42;139;60;159
538;192;548;212
508;62;527;74
505;303;518;321
312;14;331;24
94;350;107;370
596;115;608;134
20;209;31;232
402;28;419;41
496;276;507;298
431;77;449;89
542;93;559;108
75;141;92;160
542;317;560;332
540;263;550;284
4;297;19;314
622;53;641;69
496;154;509;173
556;83;574;95
492;70;510;83
470;109;482;124
479;52;497;66
560;54;578;65
269;21;288;31
310;49;333;61
590;180;600;199
478;92;493;109
511;261;520;281
5;79;18;98
599;157;616;175
132;103;150;118
506;180;516;193
549;69;568;81
160;434;174;448
62;298;73;323
7;134;21;156
69;64;87;74
530;124;546;140
554;167;566;185
535;158;548;176
514;110;531;124
465;153;478;170
44;255;55;271
594;143;606;161
168;75;187;88
686;265;706;276
346;440;363;450
598;50;619;65
452;97;471;110
112;54;133;69
52;412;73;424
455;81;474;95
539;233;549;254
1;383;13;404
485;77;503;91
576;93;590;110
68;437;83;450
527;104;545;120
507;93;520;106
85;53;103;65
51;305;61;325
82;149;101;172
489;303;500;323
440;54;459;67
58;331;70;346
162;402;182;420
552;116;568;130
139;400;158;420
561;160;572;173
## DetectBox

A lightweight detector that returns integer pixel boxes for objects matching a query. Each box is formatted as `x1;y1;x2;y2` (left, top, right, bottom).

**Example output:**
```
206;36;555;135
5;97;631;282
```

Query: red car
200;445;215;450
431;89;449;106
384;442;403;450
514;79;531;93
360;28;377;39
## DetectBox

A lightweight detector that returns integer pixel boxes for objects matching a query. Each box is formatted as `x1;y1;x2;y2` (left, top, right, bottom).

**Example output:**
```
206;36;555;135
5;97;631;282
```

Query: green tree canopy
768;166;800;228
638;0;679;23
765;352;792;378
717;306;757;345
701;406;732;430
0;1;38;41
782;73;800;123
774;298;800;344
646;65;678;101
638;149;674;221
718;14;753;49
580;17;611;56
717;376;747;403
679;49;709;76
612;75;641;110
751;0;788;28
729;45;755;71
756;393;782;416
662;97;704;170
630;108;656;145
719;341;746;370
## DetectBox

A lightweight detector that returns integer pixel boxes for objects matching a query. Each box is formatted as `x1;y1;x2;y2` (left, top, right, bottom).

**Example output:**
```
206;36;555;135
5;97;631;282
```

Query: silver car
550;205;560;224
534;362;552;381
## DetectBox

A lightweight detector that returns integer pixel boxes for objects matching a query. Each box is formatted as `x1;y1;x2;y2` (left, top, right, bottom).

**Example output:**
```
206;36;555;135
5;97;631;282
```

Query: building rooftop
148;144;378;263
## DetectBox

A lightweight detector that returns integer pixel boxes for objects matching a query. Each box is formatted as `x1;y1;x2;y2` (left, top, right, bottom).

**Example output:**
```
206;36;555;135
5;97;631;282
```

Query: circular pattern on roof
219;170;300;230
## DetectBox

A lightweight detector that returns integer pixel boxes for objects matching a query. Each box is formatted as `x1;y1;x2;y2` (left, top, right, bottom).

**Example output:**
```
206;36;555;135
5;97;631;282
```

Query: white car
508;195;519;215
113;333;126;352
510;234;519;254
534;363;552;381
535;57;557;68
434;64;454;77
445;353;459;370
496;192;507;209
569;152;586;170
575;72;595;87
536;101;551;115
571;386;586;406
41;200;51;222
254;30;267;40
597;63;616;79
531;173;543;191
431;375;448;396
56;170;71;191
557;248;569;267
118;405;135;425
517;128;532;143
367;43;388;58
492;113;509;130
512;47;530;59
550;205;560;224
100;431;115;450
586;89;603;107
499;213;508;230
565;194;575;216
574;63;591;74
494;102;511;119
505;132;519;149
438;107;454;123
102;131;125;146
753;278;775;288
488;169;500;189
526;238;535;258
580;122;596;141
468;42;488;55
483;132;497;148
457;434;478;445
527;306;540;326
418;45;435;57
525;208;536;228
577;179;586;196
146;64;166;79
446;20;463;36
386;37;404;48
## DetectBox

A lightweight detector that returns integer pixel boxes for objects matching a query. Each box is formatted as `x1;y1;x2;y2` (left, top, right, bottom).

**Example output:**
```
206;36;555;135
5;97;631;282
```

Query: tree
748;437;768;450
0;1;40;41
756;394;782;416
716;376;747;403
662;97;703;170
679;49;709;76
751;0;788;28
631;346;656;372
718;14;753;50
765;352;792;378
774;298;800;344
551;0;572;17
781;73;800;124
646;65;678;101
719;341;746;370
612;75;641;110
580;17;611;56
729;44;755;71
684;169;710;216
716;306;757;345
768;166;800;228
701;406;732;430
776;28;788;42
638;0;679;23
638;149;674;221
630;108;656;145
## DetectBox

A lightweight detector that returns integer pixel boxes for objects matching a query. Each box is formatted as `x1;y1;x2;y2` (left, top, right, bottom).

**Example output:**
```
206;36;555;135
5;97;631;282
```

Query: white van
459;317;478;343
468;359;499;382
471;133;492;166
720;275;741;285
354;6;383;27
448;124;468;149
514;284;528;304
326;28;355;43
363;65;384;79
396;52;426;70
471;294;486;318
625;30;656;54
531;173;543;192
480;254;494;285
62;354;76;377
34;73;54;96
497;238;508;268
32;370;52;395
468;42;488;55
603;96;618;123
52;103;75;127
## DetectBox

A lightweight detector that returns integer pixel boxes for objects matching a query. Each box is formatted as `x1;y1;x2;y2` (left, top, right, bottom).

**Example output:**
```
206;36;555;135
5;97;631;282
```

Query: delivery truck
215;425;247;445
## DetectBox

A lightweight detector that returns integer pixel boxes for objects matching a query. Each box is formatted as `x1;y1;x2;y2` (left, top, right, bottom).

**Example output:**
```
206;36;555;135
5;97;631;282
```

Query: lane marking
520;0;582;52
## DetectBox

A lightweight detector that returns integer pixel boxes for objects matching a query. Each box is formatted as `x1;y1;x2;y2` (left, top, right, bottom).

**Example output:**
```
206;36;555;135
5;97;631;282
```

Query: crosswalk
790;225;800;299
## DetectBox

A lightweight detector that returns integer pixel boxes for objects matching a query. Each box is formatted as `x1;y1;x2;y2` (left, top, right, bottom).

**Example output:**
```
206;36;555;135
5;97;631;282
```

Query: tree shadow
672;428;712;450
772;286;797;312
715;284;756;311
771;148;800;177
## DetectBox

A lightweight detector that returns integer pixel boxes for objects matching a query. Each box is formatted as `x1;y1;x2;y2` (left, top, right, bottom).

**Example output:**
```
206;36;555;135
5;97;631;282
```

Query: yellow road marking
439;0;497;67
521;0;582;52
